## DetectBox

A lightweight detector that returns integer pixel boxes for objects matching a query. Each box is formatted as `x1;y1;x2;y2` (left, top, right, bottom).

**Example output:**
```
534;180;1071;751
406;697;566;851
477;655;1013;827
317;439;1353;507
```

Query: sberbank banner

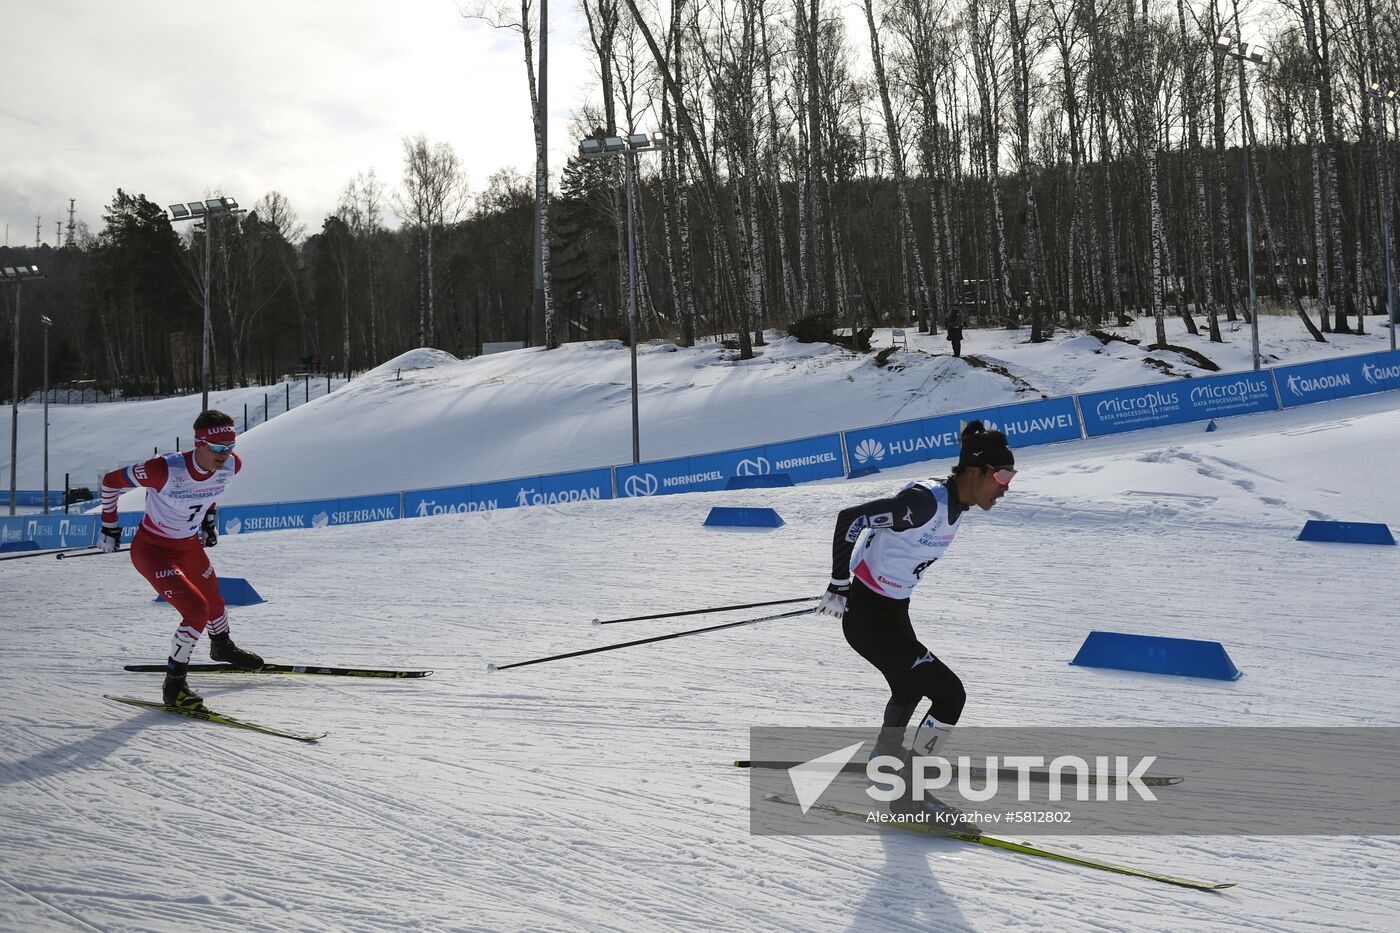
841;397;1081;473
1078;370;1278;437
217;493;402;536
404;467;614;517
615;433;845;499
1274;349;1400;408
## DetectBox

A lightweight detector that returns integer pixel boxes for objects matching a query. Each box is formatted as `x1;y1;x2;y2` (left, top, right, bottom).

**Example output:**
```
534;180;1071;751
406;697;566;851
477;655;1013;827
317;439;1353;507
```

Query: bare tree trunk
1008;0;1048;339
969;0;1015;325
1243;97;1327;341
862;0;932;329
759;0;798;322
1177;0;1218;340
520;3;556;347
1316;0;1350;331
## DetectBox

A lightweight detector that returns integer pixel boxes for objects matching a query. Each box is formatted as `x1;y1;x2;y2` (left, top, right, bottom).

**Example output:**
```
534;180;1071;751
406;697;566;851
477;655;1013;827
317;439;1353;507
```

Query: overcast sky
1;0;595;245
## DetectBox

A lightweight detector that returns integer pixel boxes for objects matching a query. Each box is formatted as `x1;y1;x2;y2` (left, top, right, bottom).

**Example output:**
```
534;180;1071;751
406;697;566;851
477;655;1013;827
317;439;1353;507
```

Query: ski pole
55;547;124;560
489;607;817;672
0;545;104;562
592;596;816;625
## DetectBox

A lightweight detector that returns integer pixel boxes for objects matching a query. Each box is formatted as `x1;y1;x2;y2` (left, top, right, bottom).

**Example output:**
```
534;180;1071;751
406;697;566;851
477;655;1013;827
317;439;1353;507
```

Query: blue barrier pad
725;473;794;489
1297;520;1396;546
703;507;784;528
846;465;882;479
1070;631;1241;681
0;541;41;553
156;576;266;607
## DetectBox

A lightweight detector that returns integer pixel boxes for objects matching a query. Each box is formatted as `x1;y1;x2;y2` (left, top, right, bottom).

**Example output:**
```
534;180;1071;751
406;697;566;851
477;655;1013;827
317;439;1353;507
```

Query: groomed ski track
3;393;1399;931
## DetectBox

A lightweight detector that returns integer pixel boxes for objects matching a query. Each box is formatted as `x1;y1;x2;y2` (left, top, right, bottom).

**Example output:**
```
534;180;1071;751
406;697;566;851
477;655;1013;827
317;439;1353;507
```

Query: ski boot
163;668;207;711
209;632;264;670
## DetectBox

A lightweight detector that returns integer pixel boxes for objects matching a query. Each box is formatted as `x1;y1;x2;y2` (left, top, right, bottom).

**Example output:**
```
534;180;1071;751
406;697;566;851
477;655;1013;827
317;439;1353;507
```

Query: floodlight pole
624;147;640;464
6;267;46;515
169;198;243;412
1240;58;1259;371
202;216;212;410
1217;37;1266;371
8;281;17;516
1371;85;1397;350
580;132;666;464
41;315;51;514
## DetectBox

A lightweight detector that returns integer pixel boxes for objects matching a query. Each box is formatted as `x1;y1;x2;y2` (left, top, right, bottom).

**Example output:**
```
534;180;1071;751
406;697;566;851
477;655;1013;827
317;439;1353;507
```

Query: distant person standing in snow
946;307;965;358
815;421;1015;819
98;410;263;710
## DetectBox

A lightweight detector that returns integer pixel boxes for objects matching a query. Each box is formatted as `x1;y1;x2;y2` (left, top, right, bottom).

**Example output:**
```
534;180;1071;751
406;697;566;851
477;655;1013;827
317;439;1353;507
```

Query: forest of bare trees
2;0;1396;399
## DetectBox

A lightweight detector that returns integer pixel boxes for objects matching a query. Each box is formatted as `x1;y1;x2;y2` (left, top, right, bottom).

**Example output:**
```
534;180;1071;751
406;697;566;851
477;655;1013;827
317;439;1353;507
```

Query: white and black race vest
141;452;235;539
850;480;961;600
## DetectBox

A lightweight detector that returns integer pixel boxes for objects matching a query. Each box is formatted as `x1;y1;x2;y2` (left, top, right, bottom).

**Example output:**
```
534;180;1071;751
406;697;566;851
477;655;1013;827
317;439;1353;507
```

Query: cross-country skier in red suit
98;409;263;709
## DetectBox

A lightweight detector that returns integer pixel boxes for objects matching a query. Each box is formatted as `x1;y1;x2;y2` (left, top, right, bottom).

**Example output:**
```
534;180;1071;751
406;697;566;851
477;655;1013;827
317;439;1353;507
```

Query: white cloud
1;0;596;241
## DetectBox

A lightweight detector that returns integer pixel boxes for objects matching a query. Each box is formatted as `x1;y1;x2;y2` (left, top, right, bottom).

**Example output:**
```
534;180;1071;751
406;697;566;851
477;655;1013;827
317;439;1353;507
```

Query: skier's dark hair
952;420;1014;475
193;409;235;432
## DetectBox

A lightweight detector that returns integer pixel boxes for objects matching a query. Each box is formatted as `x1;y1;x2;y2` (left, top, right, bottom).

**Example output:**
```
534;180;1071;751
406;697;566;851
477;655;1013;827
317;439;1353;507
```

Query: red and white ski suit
101;451;242;661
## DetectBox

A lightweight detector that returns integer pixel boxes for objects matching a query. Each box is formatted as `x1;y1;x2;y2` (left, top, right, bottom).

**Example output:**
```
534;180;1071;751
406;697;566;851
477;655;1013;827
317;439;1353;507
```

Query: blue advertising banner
216;493;403;537
1079;370;1277;437
842;397;1081;473
0;513;98;550
615;434;844;499
1274;350;1400;408
405;467;614;517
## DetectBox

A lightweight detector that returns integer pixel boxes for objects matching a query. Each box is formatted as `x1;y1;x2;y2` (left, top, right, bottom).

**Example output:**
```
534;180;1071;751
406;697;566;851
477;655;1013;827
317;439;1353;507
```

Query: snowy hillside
1;315;1393;505
2;317;1399;931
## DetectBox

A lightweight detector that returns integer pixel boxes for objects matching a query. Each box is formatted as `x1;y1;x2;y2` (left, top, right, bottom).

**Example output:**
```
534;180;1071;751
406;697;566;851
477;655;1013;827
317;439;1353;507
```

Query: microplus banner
1274;349;1400;408
615;433;845;499
842;397;1081;473
1078;371;1278;437
404;467;614;517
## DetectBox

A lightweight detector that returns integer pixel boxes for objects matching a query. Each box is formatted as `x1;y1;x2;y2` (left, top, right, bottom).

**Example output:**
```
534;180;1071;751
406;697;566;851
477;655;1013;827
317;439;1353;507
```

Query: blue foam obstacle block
155;576;266;607
703;507;785;528
1070;631;1242;681
846;465;882;479
725;473;794;490
1296;520;1396;546
0;541;41;553
1205;419;1218;432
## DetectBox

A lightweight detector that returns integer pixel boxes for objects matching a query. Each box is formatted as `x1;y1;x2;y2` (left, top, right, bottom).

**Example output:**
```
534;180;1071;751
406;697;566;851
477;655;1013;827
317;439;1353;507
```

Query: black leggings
842;581;966;728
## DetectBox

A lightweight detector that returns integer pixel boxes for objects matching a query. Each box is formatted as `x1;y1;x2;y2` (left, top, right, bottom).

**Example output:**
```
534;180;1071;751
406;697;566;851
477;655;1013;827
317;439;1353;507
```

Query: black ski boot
209;632;264;670
163;667;207;711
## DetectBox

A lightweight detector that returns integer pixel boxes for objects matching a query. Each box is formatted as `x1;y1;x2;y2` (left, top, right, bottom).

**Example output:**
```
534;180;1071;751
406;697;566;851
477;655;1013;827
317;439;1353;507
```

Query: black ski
123;663;432;678
104;695;327;742
735;759;1183;787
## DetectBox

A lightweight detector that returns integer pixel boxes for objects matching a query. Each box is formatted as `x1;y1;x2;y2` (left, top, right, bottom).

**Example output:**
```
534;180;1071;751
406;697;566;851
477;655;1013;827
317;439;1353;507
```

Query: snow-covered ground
1;317;1399;931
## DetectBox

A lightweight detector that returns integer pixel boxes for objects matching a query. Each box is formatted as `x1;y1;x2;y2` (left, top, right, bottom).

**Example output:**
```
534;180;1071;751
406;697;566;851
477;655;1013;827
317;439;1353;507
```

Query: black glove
98;524;122;553
816;579;851;618
201;511;218;548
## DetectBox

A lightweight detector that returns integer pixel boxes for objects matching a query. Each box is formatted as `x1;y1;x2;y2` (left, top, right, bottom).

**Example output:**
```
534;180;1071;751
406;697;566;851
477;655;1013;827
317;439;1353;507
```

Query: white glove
98;524;122;553
816;579;851;618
